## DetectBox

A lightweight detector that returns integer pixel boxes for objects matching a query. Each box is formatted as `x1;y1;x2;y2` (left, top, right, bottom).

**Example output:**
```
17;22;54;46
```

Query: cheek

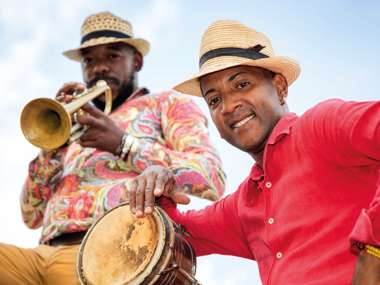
210;113;230;139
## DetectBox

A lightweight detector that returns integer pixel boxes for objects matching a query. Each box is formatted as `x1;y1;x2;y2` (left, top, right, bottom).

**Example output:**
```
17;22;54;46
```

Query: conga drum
77;203;201;285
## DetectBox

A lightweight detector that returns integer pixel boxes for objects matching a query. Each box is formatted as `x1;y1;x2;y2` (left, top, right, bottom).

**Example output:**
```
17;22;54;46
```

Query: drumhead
78;204;166;285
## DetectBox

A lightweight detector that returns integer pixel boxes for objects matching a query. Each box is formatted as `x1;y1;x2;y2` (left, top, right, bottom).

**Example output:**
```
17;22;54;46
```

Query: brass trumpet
20;80;112;150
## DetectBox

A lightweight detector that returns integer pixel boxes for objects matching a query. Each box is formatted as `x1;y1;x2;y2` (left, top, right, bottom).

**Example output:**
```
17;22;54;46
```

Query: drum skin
77;203;197;285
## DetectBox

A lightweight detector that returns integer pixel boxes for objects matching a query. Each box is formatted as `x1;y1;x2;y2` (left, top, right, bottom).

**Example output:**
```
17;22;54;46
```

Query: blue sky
0;1;379;284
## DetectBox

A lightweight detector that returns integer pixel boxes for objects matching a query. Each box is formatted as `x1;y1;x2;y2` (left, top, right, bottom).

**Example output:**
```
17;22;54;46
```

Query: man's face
80;43;137;102
200;65;287;154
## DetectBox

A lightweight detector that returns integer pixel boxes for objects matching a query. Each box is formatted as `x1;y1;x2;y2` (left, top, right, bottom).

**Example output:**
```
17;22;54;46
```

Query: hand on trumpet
76;104;124;154
56;82;86;103
129;165;191;218
56;82;124;155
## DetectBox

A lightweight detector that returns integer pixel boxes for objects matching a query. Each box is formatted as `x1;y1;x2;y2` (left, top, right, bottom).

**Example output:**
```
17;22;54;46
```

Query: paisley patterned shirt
21;88;226;244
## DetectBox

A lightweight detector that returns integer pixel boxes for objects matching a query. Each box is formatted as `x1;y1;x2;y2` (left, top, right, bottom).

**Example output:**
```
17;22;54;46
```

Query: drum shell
77;204;197;285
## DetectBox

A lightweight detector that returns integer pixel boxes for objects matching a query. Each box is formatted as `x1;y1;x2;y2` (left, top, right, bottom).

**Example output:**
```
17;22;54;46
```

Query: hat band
81;30;131;44
199;45;268;68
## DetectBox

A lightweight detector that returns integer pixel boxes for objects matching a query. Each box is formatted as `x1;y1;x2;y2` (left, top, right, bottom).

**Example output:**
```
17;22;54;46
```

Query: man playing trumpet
0;12;225;285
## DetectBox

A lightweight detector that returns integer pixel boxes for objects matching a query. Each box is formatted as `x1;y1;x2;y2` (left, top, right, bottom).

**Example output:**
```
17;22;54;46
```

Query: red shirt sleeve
303;99;380;251
159;189;253;259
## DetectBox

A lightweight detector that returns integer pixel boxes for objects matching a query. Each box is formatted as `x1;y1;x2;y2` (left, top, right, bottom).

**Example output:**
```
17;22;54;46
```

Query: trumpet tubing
20;80;112;150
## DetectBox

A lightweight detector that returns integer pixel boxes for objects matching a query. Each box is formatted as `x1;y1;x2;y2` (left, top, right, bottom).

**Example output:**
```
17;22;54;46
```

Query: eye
109;53;120;60
82;56;93;65
208;96;221;109
236;81;250;89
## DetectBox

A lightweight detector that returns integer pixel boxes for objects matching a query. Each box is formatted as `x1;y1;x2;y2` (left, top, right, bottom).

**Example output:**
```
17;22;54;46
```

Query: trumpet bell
20;98;72;150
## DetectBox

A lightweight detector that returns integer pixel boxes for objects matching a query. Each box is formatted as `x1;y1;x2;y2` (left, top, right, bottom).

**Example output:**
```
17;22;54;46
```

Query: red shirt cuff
349;209;380;254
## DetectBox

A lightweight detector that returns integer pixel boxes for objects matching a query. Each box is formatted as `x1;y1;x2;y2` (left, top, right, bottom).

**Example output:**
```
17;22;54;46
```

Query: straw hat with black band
173;20;301;97
63;12;150;61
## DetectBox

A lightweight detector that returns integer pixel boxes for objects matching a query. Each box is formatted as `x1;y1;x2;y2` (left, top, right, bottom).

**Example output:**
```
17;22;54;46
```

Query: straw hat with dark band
63;12;150;61
173;20;301;97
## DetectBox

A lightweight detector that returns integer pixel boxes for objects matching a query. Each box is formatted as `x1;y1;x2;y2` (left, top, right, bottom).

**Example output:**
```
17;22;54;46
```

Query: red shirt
162;99;380;284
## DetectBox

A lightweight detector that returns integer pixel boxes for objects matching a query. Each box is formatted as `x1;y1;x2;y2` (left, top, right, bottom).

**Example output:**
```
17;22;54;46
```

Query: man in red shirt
129;20;380;284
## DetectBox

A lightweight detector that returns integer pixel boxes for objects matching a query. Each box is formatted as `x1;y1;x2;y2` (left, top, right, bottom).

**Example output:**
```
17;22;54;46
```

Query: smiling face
200;65;288;158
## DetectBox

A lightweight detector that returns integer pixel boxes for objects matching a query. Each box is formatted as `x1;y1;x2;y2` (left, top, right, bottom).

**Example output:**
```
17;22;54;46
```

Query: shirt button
265;182;272;189
276;252;283;259
268;218;274;224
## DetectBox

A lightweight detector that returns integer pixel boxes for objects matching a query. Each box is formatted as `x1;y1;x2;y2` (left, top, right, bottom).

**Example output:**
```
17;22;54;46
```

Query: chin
229;137;265;154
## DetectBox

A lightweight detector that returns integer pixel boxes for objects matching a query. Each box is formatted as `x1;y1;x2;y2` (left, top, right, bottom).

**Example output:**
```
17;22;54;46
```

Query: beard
89;75;136;112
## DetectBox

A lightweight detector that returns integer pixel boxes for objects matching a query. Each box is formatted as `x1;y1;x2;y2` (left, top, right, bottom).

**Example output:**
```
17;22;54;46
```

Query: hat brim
173;56;300;97
63;37;150;61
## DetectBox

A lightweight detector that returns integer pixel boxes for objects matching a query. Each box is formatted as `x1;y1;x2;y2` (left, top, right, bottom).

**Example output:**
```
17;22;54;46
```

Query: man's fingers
76;113;102;128
172;192;191;205
135;177;146;217
78;138;97;148
154;172;169;196
56;82;86;99
81;103;104;118
144;173;156;215
129;180;137;214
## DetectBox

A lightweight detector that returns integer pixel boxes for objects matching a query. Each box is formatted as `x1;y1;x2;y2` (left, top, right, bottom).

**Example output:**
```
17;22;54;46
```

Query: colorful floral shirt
21;88;226;244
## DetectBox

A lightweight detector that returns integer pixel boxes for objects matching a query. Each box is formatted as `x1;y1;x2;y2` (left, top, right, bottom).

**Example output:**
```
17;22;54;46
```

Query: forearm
353;248;380;285
160;196;252;258
21;149;65;228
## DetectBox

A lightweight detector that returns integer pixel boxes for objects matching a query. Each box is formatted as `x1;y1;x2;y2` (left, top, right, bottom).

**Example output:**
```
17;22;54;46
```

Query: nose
221;94;242;115
92;61;110;76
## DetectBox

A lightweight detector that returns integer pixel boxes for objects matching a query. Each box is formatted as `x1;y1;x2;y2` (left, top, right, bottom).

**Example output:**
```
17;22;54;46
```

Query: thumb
171;192;191;205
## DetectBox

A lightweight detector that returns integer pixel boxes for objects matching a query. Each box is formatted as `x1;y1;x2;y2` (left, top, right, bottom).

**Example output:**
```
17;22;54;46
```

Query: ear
133;52;143;72
272;74;288;104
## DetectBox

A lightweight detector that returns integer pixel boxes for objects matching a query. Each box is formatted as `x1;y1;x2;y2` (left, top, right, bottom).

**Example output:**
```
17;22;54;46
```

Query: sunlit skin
200;65;289;167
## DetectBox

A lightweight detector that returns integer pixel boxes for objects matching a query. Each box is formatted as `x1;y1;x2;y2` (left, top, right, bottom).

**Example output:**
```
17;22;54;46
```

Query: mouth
231;113;256;129
89;77;120;88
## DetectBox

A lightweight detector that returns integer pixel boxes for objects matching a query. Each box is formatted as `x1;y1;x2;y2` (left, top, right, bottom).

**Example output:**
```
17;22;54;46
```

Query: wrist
114;133;127;156
115;133;135;160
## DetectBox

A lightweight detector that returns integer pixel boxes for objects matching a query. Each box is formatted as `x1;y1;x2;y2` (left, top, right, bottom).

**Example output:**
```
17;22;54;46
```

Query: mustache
87;76;120;88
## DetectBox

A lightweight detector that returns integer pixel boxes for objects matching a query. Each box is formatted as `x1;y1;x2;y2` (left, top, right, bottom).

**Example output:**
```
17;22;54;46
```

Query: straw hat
63;12;150;61
173;20;301;96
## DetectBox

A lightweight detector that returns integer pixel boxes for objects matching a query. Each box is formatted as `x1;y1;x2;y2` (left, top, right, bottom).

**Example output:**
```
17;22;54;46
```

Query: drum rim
76;203;175;285
129;206;174;285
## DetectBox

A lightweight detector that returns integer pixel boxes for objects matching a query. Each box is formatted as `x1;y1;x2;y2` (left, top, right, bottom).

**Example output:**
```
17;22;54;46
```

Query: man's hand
353;250;380;285
55;82;124;154
76;104;124;154
129;165;190;217
56;82;86;103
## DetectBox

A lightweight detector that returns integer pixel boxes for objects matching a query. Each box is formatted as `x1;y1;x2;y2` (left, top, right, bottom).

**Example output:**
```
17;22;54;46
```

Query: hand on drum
129;165;190;217
56;82;124;155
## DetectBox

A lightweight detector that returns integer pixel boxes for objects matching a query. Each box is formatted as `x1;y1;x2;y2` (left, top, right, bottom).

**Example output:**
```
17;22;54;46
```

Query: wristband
366;245;380;259
119;134;135;160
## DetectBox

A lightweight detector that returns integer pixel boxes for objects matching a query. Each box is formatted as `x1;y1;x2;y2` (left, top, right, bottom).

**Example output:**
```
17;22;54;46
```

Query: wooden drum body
77;203;199;285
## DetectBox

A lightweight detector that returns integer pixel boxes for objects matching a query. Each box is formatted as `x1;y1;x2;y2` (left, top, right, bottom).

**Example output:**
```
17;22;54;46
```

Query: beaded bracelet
366;245;380;259
115;133;128;156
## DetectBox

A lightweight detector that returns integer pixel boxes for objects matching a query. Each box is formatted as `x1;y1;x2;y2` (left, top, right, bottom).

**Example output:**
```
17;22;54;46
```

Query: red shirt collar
249;112;298;181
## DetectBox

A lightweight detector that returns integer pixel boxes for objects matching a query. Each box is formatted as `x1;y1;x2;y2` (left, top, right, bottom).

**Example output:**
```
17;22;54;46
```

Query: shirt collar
128;87;149;100
249;112;298;181
112;87;149;113
267;112;298;145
